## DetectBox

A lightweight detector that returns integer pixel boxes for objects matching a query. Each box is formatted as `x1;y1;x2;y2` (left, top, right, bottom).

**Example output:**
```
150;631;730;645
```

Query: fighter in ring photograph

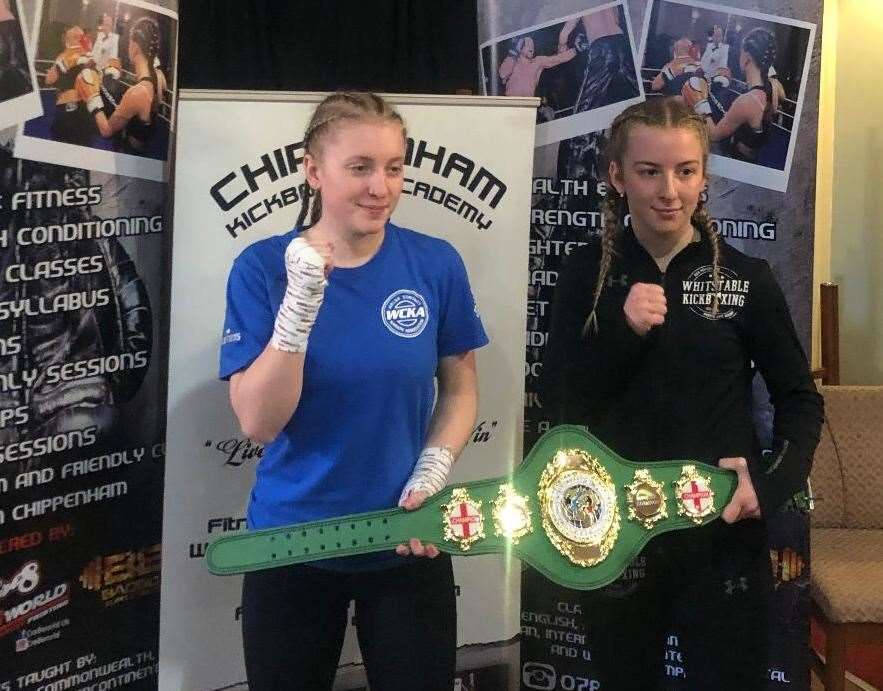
557;6;640;116
649;36;702;97
481;2;644;147
497;35;578;102
639;0;816;192
14;0;177;182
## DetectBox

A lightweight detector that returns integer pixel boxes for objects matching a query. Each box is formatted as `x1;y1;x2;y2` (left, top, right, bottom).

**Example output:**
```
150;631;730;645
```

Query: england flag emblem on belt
441;488;485;551
674;465;716;524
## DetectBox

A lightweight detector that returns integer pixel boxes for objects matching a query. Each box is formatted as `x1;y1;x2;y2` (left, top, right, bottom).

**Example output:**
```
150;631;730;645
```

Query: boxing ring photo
637;0;815;191
14;0;176;181
480;1;645;148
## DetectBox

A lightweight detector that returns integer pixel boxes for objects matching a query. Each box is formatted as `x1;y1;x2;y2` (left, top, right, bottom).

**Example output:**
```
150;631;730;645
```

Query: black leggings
586;523;774;690
241;555;456;691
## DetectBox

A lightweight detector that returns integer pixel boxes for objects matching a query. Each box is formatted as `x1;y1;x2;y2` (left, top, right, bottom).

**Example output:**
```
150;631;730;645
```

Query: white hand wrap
398;446;455;505
271;237;327;353
692;99;712;116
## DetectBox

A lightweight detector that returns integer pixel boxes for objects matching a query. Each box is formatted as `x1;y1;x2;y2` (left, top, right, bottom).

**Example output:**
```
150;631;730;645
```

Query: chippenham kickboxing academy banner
160;92;536;691
0;0;176;689
478;0;821;689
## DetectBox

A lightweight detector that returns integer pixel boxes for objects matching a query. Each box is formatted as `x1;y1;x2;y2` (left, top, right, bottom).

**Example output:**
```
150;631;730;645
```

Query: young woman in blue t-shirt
220;92;488;690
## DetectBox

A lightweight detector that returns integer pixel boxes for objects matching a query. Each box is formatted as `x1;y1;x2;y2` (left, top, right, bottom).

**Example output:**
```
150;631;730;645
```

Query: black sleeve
744;260;824;516
540;244;646;426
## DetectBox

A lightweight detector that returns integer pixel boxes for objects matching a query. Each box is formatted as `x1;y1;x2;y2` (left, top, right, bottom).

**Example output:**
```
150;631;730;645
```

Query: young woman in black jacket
543;97;822;690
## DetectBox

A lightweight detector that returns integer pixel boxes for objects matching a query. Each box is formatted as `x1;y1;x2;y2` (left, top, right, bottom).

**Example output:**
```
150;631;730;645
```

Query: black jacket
542;229;823;519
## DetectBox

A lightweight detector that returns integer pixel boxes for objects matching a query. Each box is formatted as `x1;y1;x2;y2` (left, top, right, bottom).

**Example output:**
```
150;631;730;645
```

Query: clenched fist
623;282;666;336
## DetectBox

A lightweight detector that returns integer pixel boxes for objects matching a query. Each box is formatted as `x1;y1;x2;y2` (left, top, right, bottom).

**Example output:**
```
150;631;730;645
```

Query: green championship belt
206;425;737;590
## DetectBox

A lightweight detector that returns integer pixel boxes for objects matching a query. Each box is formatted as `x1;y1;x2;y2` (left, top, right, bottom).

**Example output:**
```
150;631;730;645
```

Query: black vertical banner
1;1;176;688
478;0;821;689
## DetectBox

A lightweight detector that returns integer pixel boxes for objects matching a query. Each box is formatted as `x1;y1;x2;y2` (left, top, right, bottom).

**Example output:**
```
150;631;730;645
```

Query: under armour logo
724;577;749;595
606;273;629;289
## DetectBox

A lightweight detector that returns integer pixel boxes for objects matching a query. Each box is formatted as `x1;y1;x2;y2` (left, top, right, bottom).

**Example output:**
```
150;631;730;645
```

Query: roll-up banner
1;0;177;689
160;91;537;690
477;1;820;689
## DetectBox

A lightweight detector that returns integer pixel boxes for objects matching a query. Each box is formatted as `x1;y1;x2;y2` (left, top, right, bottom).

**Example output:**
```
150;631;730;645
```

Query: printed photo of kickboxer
638;0;816;192
14;0;177;182
480;1;644;147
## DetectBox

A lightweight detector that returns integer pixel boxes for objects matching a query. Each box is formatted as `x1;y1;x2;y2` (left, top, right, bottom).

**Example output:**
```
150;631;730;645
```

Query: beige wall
814;0;883;384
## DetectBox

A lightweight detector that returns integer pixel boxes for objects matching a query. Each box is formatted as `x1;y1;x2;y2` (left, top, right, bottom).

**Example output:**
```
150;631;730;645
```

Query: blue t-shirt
219;223;488;557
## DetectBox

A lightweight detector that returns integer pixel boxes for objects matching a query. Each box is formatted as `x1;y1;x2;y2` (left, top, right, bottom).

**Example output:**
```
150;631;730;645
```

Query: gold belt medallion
538;449;620;567
625;469;668;529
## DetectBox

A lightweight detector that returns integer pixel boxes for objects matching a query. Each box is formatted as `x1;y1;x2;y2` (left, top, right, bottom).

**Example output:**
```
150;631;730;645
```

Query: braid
130;16;161;114
582;190;623;336
742;28;777;120
692;199;721;317
308;190;322;226
294;185;311;230
758;67;773;122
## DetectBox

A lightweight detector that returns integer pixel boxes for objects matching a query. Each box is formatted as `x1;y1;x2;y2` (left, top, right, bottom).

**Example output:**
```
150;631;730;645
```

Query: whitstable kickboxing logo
381;290;429;338
681;265;750;321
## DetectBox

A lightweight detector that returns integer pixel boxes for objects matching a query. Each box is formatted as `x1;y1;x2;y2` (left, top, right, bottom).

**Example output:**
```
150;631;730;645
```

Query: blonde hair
673;37;693;58
584;97;721;336
296;92;406;229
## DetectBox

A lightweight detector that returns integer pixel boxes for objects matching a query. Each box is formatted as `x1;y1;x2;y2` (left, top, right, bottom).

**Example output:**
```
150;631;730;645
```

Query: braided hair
295;92;406;229
584;97;722;336
741;28;777;120
129;16;161;117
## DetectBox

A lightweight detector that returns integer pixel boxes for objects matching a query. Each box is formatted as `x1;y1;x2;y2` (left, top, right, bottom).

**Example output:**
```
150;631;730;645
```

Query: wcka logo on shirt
381;289;429;338
681;265;750;320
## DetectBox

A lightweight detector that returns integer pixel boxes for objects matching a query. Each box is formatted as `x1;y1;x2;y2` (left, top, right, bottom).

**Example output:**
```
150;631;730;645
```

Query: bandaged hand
398;446;455;508
270;237;332;352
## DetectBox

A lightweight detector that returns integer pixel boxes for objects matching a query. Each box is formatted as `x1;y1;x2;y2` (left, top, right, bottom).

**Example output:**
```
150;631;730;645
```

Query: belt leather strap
206;425;737;590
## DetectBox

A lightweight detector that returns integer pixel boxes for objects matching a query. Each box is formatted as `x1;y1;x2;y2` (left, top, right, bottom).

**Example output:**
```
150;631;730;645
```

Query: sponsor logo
14;617;70;652
222;329;241;345
0;583;69;637
381;289;429;338
1;561;40;601
79;544;161;607
522;662;556;691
